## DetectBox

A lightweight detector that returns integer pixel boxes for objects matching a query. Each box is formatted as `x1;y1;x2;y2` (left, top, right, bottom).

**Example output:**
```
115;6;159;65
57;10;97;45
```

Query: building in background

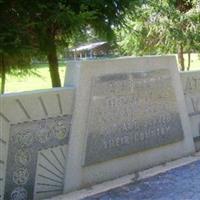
70;41;113;60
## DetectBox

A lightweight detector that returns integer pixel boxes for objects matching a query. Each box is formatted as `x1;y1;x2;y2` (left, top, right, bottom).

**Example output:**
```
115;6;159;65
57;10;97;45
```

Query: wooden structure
71;42;111;60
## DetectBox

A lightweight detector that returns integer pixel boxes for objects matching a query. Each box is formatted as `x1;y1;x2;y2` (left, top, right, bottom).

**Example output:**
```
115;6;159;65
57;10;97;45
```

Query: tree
116;0;200;70
0;52;33;94
10;0;135;87
0;0;33;94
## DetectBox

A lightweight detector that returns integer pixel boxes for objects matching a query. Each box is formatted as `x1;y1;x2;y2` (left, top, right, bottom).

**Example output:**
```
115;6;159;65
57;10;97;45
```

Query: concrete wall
1;57;198;200
0;88;75;200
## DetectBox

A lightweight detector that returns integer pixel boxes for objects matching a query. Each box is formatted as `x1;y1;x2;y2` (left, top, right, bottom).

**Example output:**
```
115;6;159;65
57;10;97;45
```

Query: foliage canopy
9;0;135;87
117;0;200;70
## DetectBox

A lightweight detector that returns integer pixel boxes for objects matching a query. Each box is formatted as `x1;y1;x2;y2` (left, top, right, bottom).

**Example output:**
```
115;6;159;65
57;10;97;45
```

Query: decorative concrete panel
0;88;74;200
85;70;184;165
34;145;67;200
4;116;70;200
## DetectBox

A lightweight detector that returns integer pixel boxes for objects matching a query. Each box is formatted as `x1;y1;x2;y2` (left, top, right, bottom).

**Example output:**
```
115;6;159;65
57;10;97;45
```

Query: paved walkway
83;160;200;200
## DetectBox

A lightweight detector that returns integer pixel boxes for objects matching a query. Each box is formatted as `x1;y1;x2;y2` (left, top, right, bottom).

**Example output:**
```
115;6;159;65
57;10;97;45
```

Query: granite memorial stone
64;56;195;193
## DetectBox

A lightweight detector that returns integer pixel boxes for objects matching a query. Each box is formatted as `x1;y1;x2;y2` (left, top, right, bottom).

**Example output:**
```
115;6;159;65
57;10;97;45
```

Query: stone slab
64;56;194;193
181;71;200;138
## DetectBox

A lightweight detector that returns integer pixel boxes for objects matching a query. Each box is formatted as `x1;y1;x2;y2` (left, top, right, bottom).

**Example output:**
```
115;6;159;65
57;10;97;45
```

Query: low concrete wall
1;57;198;200
0;87;75;200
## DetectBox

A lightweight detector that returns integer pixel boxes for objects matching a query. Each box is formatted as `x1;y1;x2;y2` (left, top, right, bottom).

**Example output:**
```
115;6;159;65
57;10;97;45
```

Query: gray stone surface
181;71;200;138
85;69;184;165
83;160;200;200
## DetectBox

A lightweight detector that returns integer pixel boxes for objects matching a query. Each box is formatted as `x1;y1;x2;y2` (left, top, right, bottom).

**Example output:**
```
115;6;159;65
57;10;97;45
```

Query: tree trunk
187;51;191;71
178;45;185;71
0;55;6;94
47;39;61;87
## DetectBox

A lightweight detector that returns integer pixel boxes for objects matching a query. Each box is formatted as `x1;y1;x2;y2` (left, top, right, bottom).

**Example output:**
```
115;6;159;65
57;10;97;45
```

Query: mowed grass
5;63;66;93
177;53;200;70
4;54;200;94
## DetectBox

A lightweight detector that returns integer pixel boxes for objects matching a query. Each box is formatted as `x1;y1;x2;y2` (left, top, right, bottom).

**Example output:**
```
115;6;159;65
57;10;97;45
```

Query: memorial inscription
181;74;200;116
84;69;184;166
184;76;200;94
181;72;200;138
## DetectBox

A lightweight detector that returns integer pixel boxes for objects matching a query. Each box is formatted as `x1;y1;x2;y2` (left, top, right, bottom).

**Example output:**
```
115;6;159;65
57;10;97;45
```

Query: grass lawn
5;63;66;93
3;54;200;94
178;53;200;70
